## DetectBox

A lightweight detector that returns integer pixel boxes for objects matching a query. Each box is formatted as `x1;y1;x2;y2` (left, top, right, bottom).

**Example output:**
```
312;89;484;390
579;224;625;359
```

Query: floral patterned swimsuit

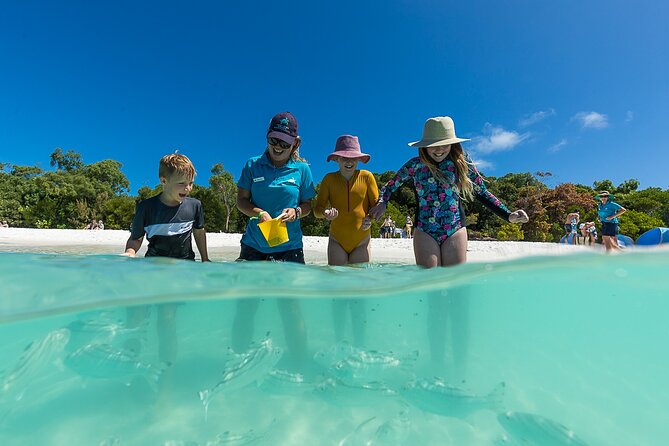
379;156;512;244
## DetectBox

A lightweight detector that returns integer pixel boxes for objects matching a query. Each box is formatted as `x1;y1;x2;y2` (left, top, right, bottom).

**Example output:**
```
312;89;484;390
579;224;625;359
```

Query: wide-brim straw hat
597;190;614;200
408;116;470;147
326;135;371;163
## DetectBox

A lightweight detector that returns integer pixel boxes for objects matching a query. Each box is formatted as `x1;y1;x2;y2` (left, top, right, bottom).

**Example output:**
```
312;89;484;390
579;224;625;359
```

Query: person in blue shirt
232;111;316;369
597;190;626;252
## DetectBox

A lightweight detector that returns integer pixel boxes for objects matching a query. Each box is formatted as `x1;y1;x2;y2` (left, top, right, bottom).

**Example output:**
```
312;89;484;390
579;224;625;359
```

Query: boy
123;153;209;367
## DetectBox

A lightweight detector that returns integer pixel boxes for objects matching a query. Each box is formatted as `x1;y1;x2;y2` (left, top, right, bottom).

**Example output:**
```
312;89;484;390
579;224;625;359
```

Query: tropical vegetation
2;149;668;242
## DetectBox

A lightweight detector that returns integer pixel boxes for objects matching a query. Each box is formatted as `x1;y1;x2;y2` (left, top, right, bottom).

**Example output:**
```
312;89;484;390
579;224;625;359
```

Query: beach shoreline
0;228;588;264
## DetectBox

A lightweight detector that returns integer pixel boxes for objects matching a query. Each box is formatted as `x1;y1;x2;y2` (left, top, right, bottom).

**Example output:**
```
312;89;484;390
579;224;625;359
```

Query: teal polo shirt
598;201;622;223
237;151;316;252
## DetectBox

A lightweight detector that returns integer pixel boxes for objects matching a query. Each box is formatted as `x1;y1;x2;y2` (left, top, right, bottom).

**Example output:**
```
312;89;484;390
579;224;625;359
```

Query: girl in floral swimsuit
369;116;528;376
370;116;528;262
377;154;513;244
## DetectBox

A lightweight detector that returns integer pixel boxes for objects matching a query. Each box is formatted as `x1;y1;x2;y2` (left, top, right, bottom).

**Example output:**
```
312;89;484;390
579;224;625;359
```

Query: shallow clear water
0;251;668;445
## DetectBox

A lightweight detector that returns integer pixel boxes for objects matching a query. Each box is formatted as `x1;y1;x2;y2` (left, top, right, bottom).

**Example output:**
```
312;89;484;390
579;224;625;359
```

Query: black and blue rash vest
129;195;205;260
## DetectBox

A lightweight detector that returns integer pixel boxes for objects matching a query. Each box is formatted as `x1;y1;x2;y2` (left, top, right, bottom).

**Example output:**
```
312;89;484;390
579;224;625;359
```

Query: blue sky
1;1;668;193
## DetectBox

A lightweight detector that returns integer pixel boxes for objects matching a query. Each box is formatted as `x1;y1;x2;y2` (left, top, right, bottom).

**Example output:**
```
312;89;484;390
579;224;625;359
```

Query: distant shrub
497;223;524;241
35;219;51;229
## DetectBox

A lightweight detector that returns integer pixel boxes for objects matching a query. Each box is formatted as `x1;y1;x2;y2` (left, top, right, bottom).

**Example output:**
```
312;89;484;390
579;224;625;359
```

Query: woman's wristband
257;211;267;218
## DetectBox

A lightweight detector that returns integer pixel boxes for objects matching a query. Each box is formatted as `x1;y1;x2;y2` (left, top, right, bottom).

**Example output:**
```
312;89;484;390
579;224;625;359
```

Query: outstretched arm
467;161;522;222
193;228;210;262
123;236;143;257
370;160;414;220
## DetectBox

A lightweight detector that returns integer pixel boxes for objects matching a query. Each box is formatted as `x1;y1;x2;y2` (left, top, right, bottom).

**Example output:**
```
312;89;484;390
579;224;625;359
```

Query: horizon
1;1;668;193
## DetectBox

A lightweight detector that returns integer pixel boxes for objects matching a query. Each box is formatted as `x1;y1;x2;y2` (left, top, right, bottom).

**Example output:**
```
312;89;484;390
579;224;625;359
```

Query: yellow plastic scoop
257;217;289;247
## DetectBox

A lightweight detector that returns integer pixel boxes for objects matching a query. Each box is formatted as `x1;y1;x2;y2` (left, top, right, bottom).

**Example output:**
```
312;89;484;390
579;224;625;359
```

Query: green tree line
2;149;668;242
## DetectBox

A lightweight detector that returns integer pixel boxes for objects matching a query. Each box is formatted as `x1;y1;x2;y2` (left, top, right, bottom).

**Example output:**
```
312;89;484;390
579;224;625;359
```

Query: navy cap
267;112;298;144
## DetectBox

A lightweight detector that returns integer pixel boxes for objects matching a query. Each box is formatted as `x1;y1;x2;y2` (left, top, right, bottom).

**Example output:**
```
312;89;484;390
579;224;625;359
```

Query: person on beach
405;215;413;239
381;216;393;238
586;221;598;244
232;112;316;369
597;190;626;252
369;116;529;377
578;223;587;245
123;153;210;369
314;135;378;346
564;211;580;245
579;221;597;245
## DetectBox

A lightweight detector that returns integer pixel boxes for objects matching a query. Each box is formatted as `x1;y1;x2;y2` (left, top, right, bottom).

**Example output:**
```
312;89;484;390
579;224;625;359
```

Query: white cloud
572;111;609;129
519;109;555;127
472;123;530;154
470;157;494;171
548;139;567;153
625;111;634;122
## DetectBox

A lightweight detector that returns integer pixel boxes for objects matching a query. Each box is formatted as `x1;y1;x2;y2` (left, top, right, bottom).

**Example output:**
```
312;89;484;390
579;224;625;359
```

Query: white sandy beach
0;228;587;264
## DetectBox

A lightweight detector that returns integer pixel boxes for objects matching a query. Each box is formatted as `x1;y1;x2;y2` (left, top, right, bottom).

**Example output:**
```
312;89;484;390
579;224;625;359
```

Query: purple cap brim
267;131;296;144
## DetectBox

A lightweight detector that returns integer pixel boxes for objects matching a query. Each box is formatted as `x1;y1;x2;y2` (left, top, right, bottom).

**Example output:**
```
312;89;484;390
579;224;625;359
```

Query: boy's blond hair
159;154;196;180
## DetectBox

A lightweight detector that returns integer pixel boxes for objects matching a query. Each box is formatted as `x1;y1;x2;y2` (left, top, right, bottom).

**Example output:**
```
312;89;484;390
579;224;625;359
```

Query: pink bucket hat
326;135;371;163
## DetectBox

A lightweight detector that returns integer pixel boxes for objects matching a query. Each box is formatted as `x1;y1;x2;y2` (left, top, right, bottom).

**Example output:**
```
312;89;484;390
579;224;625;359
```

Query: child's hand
324;208;339;221
509;210;529;223
368;203;386;220
361;216;372;231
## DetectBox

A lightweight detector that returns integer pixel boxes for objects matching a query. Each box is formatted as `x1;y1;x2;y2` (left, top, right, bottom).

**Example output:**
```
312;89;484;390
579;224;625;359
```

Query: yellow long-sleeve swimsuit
314;170;379;253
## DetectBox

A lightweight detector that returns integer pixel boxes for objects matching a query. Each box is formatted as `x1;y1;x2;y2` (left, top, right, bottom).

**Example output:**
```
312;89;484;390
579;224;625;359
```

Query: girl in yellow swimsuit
314;135;378;345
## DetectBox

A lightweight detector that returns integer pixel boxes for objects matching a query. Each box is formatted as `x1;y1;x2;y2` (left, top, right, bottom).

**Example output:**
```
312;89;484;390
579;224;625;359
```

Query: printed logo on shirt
285;178;297;184
253;177;265;183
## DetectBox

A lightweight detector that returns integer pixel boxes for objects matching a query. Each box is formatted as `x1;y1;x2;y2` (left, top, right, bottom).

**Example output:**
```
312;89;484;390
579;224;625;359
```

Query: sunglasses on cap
267;137;292;150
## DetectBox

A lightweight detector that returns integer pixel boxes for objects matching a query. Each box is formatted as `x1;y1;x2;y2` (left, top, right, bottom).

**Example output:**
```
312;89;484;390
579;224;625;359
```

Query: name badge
253;176;265;183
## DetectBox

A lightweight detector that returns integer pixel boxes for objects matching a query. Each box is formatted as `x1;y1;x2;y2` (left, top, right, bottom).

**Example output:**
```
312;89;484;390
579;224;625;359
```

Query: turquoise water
1;251;668;445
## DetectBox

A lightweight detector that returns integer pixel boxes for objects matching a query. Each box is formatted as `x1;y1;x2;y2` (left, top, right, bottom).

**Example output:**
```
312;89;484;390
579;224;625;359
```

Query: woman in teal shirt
233;111;316;370
597;190;626;252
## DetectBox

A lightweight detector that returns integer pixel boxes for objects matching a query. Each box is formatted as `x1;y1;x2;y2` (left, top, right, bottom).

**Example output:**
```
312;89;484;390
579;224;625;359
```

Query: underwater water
0;251;668;445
